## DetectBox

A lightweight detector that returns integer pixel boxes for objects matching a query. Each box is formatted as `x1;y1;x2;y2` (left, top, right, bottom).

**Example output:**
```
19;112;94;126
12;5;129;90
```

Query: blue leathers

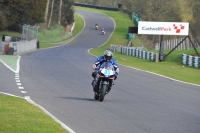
93;56;119;74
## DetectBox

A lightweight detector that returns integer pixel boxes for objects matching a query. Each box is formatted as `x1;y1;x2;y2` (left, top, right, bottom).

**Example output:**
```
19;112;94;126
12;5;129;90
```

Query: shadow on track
58;96;96;101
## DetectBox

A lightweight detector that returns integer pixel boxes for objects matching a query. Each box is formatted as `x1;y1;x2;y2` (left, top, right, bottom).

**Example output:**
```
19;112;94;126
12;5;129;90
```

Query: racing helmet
104;50;113;61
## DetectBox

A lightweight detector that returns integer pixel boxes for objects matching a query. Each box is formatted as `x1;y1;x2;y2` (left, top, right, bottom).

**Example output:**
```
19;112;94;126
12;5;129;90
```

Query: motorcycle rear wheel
99;84;107;102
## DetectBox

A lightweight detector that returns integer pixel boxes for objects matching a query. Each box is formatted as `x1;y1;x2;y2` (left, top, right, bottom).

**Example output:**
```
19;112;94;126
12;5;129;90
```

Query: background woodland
0;0;74;31
0;0;200;46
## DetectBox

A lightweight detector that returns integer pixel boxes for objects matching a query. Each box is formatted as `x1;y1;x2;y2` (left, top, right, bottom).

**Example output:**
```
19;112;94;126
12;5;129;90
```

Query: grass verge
0;55;18;72
0;94;69;133
39;13;84;49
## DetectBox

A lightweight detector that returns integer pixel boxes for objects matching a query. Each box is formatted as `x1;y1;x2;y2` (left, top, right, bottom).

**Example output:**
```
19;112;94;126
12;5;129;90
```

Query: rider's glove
116;68;119;73
92;64;96;70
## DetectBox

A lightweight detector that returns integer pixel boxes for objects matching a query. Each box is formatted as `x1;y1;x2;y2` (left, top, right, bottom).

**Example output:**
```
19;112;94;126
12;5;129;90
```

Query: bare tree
47;0;54;28
44;0;50;22
58;0;62;24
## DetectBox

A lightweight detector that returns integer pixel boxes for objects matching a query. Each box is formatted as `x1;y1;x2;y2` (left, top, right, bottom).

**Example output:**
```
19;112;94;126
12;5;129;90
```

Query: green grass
39;13;84;49
0;55;18;71
0;95;69;133
132;35;144;47
38;24;72;43
73;13;85;36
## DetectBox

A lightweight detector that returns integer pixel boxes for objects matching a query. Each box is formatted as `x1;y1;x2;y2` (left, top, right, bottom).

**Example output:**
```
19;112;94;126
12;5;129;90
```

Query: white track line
25;97;76;133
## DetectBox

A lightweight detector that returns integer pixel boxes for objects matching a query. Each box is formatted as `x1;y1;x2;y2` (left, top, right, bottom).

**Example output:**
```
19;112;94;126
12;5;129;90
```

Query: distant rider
95;24;98;30
101;28;105;33
92;50;119;94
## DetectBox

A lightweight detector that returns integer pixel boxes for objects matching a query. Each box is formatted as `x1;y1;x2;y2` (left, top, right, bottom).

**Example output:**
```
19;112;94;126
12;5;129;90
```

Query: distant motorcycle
91;62;115;102
95;24;98;30
102;30;105;35
101;28;105;35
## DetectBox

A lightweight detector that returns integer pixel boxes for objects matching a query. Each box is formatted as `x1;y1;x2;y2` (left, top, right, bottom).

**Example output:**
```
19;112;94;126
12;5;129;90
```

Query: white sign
138;21;189;35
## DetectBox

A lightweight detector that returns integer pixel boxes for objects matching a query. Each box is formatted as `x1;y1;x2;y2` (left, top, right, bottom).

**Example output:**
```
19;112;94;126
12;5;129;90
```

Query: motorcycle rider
95;24;98;30
92;50;119;95
101;28;105;34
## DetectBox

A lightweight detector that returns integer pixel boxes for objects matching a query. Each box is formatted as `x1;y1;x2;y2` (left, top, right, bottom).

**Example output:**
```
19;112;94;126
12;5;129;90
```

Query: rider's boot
91;71;97;85
93;77;100;92
94;80;100;100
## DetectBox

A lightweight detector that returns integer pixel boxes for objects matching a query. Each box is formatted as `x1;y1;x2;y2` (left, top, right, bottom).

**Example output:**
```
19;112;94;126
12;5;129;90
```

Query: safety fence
111;44;156;61
22;24;40;41
182;54;200;68
155;37;199;50
111;45;200;68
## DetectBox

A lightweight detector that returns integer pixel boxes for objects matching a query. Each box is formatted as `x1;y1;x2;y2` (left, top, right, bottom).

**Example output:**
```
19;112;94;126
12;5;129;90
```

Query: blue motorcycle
92;62;116;102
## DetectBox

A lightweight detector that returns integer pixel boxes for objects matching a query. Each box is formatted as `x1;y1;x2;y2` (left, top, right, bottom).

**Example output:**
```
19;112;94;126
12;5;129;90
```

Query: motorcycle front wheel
99;84;107;102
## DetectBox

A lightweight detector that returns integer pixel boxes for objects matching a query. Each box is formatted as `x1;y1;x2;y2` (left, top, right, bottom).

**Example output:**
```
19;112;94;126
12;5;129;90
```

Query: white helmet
104;50;112;61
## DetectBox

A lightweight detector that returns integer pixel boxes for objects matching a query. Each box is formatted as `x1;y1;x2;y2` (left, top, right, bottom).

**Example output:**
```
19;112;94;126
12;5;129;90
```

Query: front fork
99;81;109;92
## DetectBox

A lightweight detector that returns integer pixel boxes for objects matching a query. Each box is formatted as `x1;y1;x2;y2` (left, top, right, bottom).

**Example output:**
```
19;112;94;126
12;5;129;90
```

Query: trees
45;0;74;28
58;0;62;24
44;0;50;23
61;0;74;27
0;0;46;31
0;0;75;31
47;0;55;28
191;0;200;37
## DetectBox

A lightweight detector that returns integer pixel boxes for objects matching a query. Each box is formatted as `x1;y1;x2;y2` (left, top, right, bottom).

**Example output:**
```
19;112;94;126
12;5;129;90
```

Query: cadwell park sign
138;21;189;36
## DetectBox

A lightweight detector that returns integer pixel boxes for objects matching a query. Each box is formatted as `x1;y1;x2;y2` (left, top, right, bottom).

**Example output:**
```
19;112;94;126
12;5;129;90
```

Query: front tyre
99;84;107;102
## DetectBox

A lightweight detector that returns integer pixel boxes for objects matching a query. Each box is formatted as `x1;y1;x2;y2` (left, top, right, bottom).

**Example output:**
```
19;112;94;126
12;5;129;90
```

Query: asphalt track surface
1;9;200;133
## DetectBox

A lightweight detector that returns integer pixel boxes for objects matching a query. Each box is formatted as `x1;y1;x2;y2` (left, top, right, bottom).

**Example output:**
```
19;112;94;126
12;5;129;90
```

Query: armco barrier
182;54;200;68
111;44;156;61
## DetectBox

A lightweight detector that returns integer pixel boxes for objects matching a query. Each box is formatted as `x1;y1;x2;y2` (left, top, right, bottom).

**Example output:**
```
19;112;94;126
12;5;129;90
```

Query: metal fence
22;24;40;41
155;37;200;50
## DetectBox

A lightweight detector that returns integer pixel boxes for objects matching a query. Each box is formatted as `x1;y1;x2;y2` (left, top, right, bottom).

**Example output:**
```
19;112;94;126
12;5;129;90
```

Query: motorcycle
95;25;98;30
102;30;105;35
92;62;116;102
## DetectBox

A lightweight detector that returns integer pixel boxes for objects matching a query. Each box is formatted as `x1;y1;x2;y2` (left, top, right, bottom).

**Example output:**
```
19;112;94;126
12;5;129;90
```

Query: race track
5;9;200;133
